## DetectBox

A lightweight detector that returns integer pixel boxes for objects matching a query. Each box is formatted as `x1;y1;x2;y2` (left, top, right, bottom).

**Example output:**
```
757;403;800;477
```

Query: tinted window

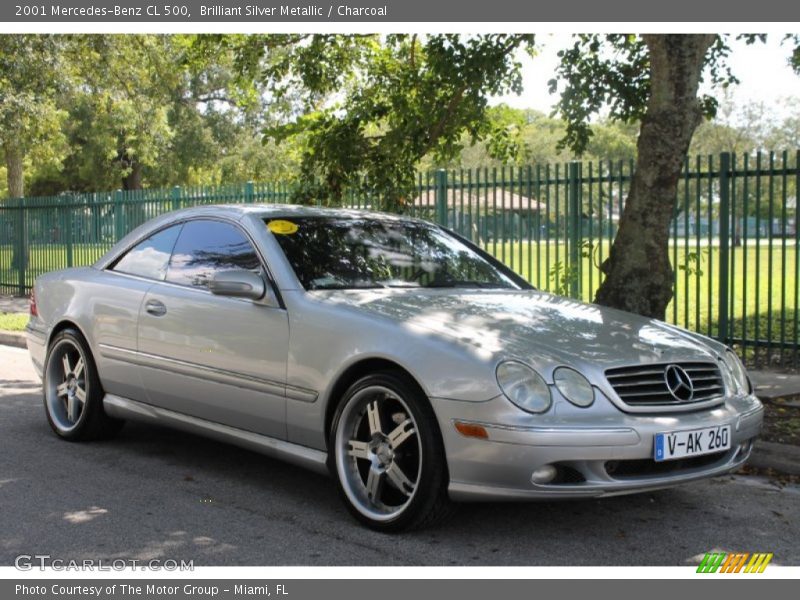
166;220;261;289
267;216;520;290
112;225;182;280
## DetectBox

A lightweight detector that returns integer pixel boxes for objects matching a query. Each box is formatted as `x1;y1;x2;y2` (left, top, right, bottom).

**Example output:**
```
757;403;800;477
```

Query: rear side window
166;220;261;289
112;225;182;280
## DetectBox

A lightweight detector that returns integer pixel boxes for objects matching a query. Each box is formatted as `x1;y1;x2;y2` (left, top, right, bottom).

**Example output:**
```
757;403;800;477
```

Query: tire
329;370;453;531
43;328;125;441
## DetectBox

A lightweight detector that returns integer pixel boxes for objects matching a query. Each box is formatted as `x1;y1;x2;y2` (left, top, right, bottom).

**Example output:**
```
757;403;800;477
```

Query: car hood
312;288;721;371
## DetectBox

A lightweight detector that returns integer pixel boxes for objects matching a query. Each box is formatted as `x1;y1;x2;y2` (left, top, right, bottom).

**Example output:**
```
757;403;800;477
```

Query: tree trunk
122;161;143;191
121;160;145;229
594;34;716;319
6;143;29;274
5;143;24;198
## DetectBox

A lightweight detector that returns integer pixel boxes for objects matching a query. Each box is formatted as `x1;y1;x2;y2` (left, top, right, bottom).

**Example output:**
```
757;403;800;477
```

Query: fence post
172;186;181;211
245;181;255;204
568;161;582;299
113;190;125;242
718;152;731;344
434;169;448;226
16;199;27;296
64;204;73;268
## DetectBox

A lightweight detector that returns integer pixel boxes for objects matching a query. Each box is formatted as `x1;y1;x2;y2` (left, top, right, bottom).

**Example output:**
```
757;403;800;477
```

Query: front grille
604;451;729;480
605;362;724;407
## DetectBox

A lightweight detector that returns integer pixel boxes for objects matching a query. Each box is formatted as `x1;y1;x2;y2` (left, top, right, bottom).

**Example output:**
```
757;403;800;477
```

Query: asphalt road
1;344;798;566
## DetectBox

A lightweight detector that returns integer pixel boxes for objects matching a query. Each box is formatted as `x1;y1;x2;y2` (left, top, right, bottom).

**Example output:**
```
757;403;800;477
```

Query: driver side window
165;219;261;289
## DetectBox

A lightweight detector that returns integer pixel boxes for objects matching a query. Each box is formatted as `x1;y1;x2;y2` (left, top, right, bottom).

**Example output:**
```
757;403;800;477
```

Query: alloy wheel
335;385;422;522
45;339;88;432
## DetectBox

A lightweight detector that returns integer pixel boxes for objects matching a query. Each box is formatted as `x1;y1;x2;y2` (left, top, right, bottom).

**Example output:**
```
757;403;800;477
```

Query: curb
0;331;26;349
751;371;800;404
748;440;800;477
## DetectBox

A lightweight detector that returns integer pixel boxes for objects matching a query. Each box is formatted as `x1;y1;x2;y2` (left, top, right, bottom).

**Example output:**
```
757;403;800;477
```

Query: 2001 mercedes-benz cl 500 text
26;204;763;530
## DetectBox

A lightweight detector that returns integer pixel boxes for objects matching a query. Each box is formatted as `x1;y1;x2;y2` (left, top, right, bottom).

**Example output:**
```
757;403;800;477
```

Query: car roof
168;203;418;222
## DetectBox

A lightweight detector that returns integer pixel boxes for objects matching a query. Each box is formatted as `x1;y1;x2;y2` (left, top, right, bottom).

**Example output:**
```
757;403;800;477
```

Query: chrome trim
452;418;641;447
603;361;726;414
664;364;694;401
102;394;329;475
97;343;318;402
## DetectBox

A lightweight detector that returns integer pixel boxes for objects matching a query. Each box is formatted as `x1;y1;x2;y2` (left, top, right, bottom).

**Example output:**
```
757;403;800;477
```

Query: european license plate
654;425;731;462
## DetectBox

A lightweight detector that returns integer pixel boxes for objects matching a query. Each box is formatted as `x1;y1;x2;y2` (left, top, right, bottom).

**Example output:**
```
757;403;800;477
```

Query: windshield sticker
267;220;299;235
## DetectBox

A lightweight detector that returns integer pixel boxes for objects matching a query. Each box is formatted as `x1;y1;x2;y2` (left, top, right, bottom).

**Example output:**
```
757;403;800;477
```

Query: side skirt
102;394;330;476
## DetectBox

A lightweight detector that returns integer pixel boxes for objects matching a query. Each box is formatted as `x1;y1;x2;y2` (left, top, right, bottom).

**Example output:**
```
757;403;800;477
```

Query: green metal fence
1;150;798;366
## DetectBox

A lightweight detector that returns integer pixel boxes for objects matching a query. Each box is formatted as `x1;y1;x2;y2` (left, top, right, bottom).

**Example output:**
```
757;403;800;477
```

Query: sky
491;34;800;122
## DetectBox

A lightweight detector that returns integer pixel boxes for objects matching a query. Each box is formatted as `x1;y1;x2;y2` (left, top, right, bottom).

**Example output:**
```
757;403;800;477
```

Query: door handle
145;299;167;317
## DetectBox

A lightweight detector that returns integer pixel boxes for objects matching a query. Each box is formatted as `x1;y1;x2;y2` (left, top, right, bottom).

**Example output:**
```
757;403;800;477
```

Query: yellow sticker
267;219;299;235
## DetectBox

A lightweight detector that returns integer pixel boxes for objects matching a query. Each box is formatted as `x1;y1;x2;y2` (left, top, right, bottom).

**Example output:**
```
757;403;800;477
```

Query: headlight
496;361;551;414
722;349;750;395
553;367;595;407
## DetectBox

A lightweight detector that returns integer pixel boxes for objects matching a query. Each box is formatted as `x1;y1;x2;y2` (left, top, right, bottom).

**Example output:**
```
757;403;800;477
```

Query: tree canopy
0;35;68;198
2;34;798;202
1;34;305;198
255;34;536;209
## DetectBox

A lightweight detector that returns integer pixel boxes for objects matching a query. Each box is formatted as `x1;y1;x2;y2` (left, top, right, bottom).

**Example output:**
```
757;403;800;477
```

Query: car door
94;223;183;402
136;218;289;440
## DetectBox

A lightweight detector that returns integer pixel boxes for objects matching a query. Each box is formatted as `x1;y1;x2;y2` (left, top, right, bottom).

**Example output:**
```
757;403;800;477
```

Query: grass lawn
0;312;28;332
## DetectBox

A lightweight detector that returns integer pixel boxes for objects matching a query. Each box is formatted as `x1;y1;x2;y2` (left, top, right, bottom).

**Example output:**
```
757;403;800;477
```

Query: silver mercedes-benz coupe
26;204;763;530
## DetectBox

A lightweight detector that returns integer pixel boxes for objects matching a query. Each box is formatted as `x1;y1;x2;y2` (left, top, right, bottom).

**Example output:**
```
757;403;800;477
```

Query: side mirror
209;270;267;301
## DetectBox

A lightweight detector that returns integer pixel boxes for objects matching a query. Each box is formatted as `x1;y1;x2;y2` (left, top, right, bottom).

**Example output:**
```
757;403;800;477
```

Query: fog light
531;465;557;484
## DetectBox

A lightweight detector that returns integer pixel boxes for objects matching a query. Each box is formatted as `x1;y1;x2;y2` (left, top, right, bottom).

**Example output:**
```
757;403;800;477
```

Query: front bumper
432;392;764;502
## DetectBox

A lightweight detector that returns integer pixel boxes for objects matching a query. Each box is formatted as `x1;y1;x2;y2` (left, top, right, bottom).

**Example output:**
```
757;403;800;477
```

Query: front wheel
330;371;453;531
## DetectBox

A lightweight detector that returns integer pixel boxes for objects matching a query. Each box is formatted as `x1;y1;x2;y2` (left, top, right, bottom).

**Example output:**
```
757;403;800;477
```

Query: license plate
654;425;731;462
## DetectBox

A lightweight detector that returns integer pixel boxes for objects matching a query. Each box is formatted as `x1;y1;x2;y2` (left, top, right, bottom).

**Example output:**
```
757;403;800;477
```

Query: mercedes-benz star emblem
664;364;694;402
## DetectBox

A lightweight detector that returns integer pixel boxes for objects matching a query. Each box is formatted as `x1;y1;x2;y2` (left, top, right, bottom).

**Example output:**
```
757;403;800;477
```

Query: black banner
3;579;798;600
2;0;800;22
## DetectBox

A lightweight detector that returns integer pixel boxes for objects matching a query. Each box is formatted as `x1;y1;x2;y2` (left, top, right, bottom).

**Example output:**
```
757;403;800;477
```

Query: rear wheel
43;328;124;441
330;371;453;531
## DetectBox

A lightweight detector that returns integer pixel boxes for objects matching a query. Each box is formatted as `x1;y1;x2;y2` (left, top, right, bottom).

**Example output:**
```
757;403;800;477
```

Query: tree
25;35;290;194
548;34;796;319
593;36;717;317
0;35;67;198
241;34;535;209
789;34;800;74
0;35;68;270
62;36;184;191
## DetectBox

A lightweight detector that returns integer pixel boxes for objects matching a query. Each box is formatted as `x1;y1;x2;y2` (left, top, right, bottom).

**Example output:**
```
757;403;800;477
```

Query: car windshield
266;216;521;291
